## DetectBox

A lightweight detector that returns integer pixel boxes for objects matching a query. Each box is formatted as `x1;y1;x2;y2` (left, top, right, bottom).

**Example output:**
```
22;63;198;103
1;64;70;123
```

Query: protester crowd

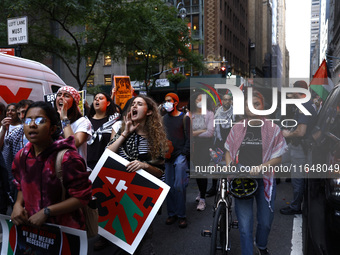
0;81;320;255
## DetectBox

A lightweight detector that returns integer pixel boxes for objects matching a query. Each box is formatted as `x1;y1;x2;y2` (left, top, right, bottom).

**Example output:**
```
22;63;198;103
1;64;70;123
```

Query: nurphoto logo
192;78;311;129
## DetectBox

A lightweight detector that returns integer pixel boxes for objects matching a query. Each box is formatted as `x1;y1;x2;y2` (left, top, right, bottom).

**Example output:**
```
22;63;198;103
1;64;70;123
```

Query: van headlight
330;178;340;197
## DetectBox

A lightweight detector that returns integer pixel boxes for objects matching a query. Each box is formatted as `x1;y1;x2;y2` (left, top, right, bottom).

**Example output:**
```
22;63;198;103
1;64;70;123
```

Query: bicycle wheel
210;202;229;255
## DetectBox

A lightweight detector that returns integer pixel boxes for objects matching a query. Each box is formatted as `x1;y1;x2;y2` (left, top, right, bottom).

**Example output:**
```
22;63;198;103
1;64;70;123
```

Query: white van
0;53;66;105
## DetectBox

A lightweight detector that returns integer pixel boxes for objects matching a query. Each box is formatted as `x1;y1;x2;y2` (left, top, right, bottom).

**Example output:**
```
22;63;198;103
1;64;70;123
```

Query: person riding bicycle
225;89;287;255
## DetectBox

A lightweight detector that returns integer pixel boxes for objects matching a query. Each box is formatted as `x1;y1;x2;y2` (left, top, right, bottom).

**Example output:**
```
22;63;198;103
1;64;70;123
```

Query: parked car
303;84;340;255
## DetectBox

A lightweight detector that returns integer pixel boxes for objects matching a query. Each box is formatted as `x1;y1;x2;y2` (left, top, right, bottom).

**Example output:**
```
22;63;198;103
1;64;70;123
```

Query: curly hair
127;95;168;160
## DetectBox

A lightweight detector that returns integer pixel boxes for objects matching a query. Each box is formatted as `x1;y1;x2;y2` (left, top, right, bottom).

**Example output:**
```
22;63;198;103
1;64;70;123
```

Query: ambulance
0;53;66;105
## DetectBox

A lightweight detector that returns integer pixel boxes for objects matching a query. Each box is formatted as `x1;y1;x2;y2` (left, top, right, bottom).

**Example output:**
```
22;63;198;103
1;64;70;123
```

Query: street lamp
177;1;186;20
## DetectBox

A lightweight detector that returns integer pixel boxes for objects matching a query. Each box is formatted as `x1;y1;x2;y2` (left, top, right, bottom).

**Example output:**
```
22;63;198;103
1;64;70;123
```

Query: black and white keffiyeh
214;105;234;142
87;113;120;145
107;131;147;161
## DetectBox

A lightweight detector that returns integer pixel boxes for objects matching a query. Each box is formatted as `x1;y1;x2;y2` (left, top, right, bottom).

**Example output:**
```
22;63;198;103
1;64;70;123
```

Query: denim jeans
165;154;189;218
235;179;276;255
282;143;307;211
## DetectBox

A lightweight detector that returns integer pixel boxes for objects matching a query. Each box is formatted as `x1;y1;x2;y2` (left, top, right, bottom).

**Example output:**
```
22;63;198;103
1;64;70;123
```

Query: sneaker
195;193;200;202
255;247;271;255
279;206;302;215
197;199;206;211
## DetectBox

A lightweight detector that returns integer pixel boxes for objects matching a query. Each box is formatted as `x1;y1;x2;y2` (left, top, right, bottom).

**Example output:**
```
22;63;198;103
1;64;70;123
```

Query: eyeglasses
24;117;49;126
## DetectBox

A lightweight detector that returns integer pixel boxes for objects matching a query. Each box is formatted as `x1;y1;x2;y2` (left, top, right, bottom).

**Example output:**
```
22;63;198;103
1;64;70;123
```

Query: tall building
319;0;330;64
63;0;286;95
272;0;288;87
202;0;249;77
327;0;340;83
248;0;273;79
277;0;288;82
310;0;320;76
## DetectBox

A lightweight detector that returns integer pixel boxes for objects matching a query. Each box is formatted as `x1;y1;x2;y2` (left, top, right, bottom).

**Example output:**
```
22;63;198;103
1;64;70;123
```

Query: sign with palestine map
89;149;169;254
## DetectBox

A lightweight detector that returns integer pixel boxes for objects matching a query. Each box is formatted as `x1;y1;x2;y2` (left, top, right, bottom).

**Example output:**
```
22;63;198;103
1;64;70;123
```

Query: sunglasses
24;117;49;126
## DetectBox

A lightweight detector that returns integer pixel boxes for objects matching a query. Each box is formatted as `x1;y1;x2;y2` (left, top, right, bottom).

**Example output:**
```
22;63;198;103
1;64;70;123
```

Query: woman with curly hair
107;95;167;177
107;95;167;254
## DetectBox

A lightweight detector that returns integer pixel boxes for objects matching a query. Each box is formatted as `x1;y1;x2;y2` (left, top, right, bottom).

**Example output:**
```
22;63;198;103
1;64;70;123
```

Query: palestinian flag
309;59;334;101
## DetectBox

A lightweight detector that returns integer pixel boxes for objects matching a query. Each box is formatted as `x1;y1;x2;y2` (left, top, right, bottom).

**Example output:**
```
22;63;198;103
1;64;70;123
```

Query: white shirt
112;120;122;134
70;117;92;161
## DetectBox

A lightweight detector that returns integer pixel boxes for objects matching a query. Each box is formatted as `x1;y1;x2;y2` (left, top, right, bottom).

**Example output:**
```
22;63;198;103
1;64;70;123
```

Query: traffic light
221;65;226;77
227;65;232;77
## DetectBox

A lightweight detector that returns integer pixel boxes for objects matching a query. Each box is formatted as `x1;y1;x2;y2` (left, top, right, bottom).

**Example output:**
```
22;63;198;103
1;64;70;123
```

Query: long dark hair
54;98;82;124
87;92;119;118
190;92;214;113
25;101;61;140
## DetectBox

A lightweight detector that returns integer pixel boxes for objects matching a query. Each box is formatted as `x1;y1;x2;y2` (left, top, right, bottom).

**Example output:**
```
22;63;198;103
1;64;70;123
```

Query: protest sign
89;149;170;254
113;76;132;109
44;90;86;116
0;215;87;255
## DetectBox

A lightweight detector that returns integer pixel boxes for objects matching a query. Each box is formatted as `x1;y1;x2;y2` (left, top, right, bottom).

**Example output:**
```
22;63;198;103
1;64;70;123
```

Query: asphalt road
92;178;298;255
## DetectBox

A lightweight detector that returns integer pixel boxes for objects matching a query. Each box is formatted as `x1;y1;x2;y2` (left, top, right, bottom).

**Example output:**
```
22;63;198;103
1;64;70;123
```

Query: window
104;55;112;66
86;57;92;67
104;75;112;86
225;25;227;40
87;74;94;87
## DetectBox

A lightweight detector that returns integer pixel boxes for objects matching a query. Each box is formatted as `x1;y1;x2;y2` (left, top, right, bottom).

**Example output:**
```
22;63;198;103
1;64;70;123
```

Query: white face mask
196;101;202;108
163;102;174;112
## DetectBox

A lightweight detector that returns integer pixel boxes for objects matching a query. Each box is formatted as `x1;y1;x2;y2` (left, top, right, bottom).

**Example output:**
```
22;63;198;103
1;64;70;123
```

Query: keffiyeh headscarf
107;131;143;161
87;113;120;145
57;86;81;105
214;105;234;142
225;118;287;209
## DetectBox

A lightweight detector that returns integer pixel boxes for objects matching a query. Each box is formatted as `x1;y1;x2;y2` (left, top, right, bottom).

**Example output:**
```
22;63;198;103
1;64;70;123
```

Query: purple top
192;111;214;138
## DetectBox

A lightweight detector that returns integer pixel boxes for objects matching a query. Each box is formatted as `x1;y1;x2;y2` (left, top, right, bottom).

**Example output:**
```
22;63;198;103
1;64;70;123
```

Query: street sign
0;48;15;56
155;79;170;87
171;67;180;75
7;16;28;45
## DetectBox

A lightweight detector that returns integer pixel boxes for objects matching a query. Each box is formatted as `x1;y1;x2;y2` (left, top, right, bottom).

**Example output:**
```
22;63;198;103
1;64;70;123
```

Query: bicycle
202;161;258;255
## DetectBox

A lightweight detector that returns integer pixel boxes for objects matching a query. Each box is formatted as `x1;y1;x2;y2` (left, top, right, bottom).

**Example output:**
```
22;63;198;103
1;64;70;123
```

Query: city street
93;178;301;255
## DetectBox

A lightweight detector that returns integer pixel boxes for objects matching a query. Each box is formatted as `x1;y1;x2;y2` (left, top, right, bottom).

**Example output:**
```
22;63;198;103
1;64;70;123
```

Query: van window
51;85;62;93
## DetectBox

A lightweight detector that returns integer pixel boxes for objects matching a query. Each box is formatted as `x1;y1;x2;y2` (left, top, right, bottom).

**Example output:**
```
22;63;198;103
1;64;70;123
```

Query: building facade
327;0;340;84
57;0;289;93
310;0;321;77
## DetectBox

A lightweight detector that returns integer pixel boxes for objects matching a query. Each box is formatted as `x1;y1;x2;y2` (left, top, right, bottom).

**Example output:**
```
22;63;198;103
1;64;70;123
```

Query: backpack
55;149;98;238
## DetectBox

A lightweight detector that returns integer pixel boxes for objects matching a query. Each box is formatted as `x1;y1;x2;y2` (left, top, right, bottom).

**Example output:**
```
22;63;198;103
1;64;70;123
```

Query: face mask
163;102;174;112
196;101;202;108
